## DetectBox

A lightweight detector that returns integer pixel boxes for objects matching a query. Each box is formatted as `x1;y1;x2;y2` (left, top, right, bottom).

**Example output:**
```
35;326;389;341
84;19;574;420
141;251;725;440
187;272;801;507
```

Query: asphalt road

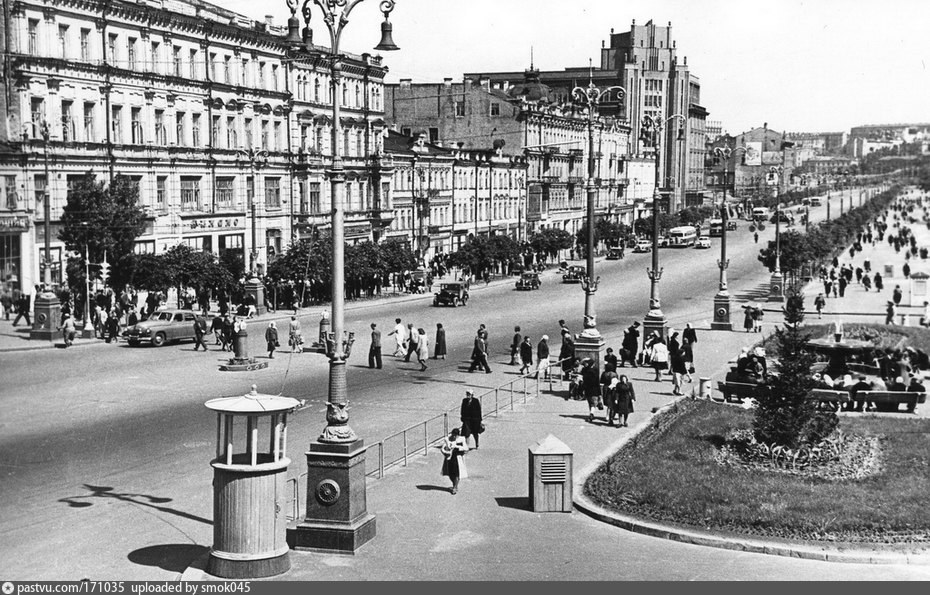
0;188;866;580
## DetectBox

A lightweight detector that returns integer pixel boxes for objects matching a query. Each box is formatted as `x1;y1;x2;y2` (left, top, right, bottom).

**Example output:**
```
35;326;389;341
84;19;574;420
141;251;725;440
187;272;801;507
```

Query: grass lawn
585;399;930;545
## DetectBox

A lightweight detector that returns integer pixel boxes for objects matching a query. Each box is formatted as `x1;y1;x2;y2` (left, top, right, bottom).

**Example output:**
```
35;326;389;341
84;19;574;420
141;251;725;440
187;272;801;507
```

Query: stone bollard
699;377;712;400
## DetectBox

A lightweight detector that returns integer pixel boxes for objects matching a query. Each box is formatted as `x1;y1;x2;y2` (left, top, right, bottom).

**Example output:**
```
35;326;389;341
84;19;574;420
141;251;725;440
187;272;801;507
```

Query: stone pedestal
711;291;733;331
642;310;668;348
574;332;605;377
768;271;785;303
245;276;267;316
220;329;269;372
287;440;376;554
30;292;60;341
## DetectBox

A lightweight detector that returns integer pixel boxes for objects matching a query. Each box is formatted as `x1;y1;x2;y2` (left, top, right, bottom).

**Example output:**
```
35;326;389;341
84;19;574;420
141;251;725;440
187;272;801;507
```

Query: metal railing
285;358;569;521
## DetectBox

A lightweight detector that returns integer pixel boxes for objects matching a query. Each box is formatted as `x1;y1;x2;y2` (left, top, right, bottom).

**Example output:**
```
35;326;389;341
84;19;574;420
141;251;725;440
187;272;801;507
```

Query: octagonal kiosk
205;386;301;579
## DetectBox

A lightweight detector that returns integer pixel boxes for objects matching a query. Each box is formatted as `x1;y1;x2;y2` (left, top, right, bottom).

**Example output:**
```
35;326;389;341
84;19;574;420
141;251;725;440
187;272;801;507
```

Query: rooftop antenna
530;46;534;70
588;57;593;82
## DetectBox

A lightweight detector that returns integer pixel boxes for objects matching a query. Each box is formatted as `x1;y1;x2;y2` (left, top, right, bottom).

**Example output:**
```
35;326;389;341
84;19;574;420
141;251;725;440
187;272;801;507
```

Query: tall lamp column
768;168;784;303
641;113;685;343
288;0;399;555
711;145;745;330
569;77;625;371
31;120;61;340
237;148;269;316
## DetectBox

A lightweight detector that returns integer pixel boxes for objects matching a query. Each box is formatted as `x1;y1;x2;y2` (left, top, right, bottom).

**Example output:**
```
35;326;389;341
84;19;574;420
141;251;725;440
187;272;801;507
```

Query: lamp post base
768;271;785;303
29;292;60;341
642;309;668;345
711;291;733;331
287;440;376;554
245;276;267;316
574;331;605;376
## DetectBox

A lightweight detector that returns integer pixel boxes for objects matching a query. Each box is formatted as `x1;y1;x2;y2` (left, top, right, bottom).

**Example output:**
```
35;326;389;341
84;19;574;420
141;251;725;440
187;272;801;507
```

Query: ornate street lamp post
640;113;684;342
31;120;61;341
710;145;746;330
236;148;269;316
288;0;398;554
569;77;625;369
768;166;785;303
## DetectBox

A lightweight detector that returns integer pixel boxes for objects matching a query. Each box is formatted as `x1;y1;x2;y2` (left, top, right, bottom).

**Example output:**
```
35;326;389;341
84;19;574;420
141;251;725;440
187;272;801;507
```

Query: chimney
443;77;453;87
400;78;412;88
265;15;274;27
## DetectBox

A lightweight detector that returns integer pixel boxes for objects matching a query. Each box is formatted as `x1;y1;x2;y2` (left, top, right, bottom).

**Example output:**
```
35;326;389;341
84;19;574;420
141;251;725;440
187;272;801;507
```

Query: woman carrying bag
440;427;469;495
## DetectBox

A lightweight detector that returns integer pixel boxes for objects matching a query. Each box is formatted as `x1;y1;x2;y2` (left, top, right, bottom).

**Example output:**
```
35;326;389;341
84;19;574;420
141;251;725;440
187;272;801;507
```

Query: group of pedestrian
372;318;446;371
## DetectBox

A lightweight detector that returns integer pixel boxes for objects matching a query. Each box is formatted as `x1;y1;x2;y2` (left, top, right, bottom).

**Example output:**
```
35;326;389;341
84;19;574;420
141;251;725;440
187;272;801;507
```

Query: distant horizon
226;0;930;135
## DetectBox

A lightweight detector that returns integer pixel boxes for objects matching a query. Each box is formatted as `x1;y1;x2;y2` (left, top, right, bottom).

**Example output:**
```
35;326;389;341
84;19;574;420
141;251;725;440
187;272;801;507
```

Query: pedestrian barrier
284;358;569;521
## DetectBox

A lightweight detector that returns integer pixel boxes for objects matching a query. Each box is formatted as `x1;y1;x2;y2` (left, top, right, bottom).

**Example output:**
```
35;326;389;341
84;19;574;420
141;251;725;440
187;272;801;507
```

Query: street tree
528;228;573;262
59;173;147;292
633;213;679;238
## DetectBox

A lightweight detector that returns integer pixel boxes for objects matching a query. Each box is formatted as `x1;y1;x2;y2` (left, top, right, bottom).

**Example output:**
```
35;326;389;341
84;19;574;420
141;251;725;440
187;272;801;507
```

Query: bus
668;226;698;247
709;219;724;237
752;207;771;221
809;196;823;207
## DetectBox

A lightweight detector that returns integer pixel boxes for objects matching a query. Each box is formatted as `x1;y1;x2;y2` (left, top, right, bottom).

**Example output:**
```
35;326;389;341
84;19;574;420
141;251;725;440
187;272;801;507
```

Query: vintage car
433;282;469;307
770;212;795;225
515;272;541;290
632;240;652;253
562;265;586;283
606;246;625;260
123;309;204;347
726;220;738;231
695;236;712;249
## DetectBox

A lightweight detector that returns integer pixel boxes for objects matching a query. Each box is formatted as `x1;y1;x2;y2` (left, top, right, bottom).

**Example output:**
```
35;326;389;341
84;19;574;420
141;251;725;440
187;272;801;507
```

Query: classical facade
466;19;708;212
0;0;392;293
385;70;640;240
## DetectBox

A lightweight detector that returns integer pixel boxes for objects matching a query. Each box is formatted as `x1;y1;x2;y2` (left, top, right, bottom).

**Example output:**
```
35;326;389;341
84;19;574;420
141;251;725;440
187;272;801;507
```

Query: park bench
857;391;924;413
811;389;851;411
716;381;770;403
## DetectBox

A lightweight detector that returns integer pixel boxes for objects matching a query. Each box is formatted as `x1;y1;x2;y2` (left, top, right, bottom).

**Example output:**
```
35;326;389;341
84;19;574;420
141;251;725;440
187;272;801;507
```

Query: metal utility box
885;264;894;278
528;434;573;513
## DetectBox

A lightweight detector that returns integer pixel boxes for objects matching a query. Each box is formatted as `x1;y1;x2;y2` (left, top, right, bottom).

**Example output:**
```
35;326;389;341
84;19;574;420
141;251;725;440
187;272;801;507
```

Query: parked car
695;236;712;249
770;212;795;225
562;265;586;283
123;309;204;347
658;236;671;248
515;272;541;290
433;282;469;307
633;240;652;253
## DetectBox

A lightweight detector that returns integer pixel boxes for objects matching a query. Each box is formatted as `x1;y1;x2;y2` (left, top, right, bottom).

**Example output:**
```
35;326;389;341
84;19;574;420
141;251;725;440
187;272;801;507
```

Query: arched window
342;83;348;106
355;84;361;107
314;78;320;102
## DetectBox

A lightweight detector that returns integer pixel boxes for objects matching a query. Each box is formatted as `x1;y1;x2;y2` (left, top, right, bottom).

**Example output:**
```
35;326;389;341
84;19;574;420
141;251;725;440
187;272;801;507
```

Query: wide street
0;189;869;579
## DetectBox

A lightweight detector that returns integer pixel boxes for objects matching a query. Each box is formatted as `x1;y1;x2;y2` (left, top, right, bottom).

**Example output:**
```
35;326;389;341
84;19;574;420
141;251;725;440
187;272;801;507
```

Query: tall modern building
466;19;708;212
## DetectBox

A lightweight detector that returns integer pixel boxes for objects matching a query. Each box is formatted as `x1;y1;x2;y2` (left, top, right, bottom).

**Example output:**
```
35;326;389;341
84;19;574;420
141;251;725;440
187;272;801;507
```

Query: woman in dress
559;331;575;380
265;321;279;359
288;315;303;353
416;328;429;371
440;427;469;495
536;335;550;380
615;375;636;427
519;336;533;375
670;343;688;395
682;338;695;383
650;337;669;382
434;323;447;360
743;306;754;333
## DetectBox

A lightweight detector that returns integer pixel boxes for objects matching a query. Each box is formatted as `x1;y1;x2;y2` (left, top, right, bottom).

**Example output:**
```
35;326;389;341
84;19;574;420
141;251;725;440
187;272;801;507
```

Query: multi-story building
786;131;847;163
0;0;392;293
379;130;528;260
466;19;708;212
731;125;799;201
385;69;640;240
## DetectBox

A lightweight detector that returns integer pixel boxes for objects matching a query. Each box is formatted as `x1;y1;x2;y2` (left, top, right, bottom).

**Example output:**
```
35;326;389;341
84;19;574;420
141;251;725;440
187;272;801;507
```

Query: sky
226;0;930;135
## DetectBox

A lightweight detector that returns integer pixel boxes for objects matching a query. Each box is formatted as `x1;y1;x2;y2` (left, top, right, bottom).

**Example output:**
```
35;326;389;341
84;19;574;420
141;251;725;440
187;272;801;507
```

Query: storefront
0;216;31;292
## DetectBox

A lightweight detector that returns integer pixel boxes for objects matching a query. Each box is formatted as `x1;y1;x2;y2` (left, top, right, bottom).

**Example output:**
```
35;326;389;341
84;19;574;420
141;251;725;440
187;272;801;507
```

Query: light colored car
633;240;652;253
123;309;203;347
696;236;712;249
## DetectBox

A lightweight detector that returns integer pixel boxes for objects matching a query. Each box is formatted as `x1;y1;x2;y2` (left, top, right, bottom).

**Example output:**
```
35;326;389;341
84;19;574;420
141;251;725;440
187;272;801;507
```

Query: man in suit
404;322;419;362
468;331;492;373
193;314;209;351
460;390;483;449
369;323;382;369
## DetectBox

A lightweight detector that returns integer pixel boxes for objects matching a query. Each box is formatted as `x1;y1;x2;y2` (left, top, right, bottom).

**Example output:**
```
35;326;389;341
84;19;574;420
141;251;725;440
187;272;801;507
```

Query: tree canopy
528;228;573;261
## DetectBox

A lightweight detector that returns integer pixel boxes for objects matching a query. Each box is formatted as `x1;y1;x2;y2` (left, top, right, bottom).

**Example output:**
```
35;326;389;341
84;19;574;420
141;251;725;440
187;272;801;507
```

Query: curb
0;337;104;353
571;395;930;565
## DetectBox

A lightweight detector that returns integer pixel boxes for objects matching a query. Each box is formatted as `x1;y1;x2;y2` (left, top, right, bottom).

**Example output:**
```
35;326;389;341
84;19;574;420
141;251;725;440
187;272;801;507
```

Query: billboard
527;184;543;221
744;142;762;166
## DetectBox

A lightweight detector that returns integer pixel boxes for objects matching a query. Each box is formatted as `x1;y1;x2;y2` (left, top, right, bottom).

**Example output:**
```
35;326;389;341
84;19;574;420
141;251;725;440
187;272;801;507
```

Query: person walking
0;290;12;321
439;428;468;495
682;322;697;346
862;274;872;292
368;323;382;369
814;293;827;319
403;323;419;362
288;315;303;353
433;323;447;360
600;365;619;426
559;330;575;380
535;335;550;380
893;285;903;306
221;314;234;352
743;306;755;332
839;275;848;298
509;326;522;365
388;318;406;357
886;301;897;325
105;310;121;344
581;358;602;423
265;321;279;359
468;330;492;373
211;314;224;346
614;375;636;427
670;341;688;395
460;390;483;449
416;328;429;371
621;322;640;367
682;338;695;382
11;292;31;327
519;335;533;374
60;313;76;347
649;336;669;381
874;272;884;292
193;314;209;351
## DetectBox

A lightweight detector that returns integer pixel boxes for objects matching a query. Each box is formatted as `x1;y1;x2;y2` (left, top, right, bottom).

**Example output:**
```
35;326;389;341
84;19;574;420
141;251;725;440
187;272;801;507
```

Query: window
242;58;250;86
314;127;323;153
490;102;500;116
28;19;38;55
227;117;237;148
29;98;44;138
429;128;439;143
108;34;117;61
258;62;265;87
180;176;201;210
224;55;231;84
150;41;160;72
261;121;268;150
175;111;185;145
58;24;69;59
273;121;281;151
134;241;155;255
271;64;279;90
264;177;280;209
80;29;90;61
192;114;201;146
127;37;136;69
344;129;350;156
209;53;217;80
300;125;308;150
189;49;197;78
309;182;321;214
172;46;181;76
131;107;143;143
345;182;353;210
381;181;391;209
111;106;122;143
34;175;46;210
60;101;73;142
154;110;166;144
342;83;348;105
355;85;361;107
156;176;167;209
314;78;320;102
83;103;94;140
454;100;465;117
244;118;253;148
4;176;19;210
216;177;234;207
355;131;362;156
212;116;221;147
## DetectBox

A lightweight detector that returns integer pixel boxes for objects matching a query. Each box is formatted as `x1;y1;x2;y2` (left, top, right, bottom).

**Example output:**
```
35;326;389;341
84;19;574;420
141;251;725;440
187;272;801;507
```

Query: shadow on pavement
127;544;209;574
494;496;531;512
415;484;450;493
59;484;212;525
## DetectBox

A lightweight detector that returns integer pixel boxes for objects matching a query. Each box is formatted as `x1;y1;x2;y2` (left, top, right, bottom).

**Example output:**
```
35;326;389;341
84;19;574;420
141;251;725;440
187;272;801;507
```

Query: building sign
744;142;762;166
0;216;30;231
182;217;243;232
527;184;543;221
